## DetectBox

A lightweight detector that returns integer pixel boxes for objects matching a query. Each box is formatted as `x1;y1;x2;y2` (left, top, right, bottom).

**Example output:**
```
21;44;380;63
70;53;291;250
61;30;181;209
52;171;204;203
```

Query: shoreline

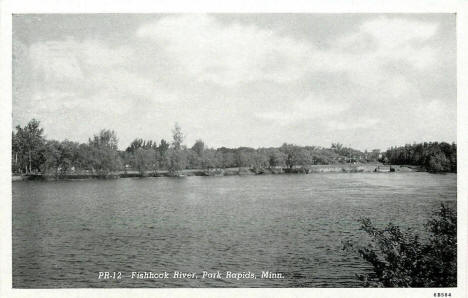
12;164;429;182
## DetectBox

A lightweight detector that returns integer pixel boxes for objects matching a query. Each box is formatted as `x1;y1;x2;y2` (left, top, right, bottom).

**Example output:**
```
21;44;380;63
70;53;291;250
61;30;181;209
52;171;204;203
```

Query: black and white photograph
1;1;467;297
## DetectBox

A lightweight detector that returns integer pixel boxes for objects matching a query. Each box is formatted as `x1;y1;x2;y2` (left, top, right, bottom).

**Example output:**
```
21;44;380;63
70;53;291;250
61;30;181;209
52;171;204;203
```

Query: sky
12;14;456;151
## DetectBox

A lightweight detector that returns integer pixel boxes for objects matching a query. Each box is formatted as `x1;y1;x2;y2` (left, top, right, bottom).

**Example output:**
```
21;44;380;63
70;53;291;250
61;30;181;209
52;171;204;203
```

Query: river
12;172;456;288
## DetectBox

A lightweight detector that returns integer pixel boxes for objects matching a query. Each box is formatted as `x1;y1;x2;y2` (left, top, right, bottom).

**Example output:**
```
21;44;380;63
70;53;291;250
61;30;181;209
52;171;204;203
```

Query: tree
12;118;458;177
221;151;235;168
151;150;161;173
134;148;154;176
76;143;100;171
427;152;450;173
331;142;343;150
168;123;186;175
280;143;295;168
172;122;184;151
168;149;187;174
12;131;20;173
343;204;456;287
192;139;205;156
236;148;255;168
158;139;170;169
89;129;119;150
42;140;61;176
293;148;312;166
280;144;311;168
126;138;144;153
60;140;79;173
382;142;456;172
251;151;269;170
216;147;236;168
268;148;287;168
13;119;46;174
202;149;217;169
88;130;121;174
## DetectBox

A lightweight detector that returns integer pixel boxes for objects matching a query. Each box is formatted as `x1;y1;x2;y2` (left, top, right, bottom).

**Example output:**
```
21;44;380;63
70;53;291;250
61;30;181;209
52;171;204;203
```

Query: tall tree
168;123;187;174
158;139;170;169
13;119;45;174
172;122;184;150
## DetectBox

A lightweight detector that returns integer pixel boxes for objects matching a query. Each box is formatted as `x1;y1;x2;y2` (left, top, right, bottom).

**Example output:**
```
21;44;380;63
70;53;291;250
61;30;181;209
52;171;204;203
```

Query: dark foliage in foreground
343;204;456;287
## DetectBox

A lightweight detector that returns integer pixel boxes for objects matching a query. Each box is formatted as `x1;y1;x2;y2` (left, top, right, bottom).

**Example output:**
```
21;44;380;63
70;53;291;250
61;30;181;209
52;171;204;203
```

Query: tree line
381;142;456;173
12;119;455;176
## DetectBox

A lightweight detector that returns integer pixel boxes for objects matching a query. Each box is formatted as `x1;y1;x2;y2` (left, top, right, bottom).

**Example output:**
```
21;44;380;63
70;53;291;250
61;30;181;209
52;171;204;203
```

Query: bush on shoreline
343;204;456;287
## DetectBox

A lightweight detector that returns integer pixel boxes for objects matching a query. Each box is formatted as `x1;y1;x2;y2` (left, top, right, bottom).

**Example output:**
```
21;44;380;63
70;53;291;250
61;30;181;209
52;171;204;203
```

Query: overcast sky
12;14;456;151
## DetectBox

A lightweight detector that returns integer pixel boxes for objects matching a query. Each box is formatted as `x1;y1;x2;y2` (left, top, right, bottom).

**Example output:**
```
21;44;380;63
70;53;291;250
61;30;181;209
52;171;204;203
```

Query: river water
12;172;456;288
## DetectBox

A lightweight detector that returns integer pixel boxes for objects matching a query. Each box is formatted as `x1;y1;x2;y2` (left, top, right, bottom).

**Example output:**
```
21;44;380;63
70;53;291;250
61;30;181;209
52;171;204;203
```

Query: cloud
89;70;176;102
27;37;177;117
136;14;440;95
29;38;133;72
29;39;84;82
327;118;380;131
137;14;312;86
255;95;350;125
360;16;438;48
414;99;456;133
13;14;454;150
314;16;439;90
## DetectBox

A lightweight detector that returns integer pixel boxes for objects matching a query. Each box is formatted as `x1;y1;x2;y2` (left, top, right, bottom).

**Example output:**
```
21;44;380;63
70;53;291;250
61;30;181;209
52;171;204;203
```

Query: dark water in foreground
13;173;456;288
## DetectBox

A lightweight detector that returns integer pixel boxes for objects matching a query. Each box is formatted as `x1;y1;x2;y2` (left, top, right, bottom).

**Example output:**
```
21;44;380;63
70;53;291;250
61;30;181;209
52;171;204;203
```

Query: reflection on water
12;173;456;288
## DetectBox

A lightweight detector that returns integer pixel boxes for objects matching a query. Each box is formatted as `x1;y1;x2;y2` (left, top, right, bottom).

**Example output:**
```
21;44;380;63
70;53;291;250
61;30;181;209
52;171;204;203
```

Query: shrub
343;204;456;287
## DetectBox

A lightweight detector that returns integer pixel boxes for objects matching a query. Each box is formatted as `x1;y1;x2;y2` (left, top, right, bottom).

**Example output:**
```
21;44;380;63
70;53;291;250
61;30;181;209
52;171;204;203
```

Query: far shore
12;164;427;182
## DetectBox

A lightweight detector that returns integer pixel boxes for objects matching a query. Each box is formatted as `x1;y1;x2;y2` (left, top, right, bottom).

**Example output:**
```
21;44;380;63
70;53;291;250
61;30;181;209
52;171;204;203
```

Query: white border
0;1;466;297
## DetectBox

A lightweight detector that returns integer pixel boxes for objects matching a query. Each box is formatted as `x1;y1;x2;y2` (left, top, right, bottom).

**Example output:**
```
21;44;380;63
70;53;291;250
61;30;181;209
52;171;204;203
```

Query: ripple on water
12;173;456;288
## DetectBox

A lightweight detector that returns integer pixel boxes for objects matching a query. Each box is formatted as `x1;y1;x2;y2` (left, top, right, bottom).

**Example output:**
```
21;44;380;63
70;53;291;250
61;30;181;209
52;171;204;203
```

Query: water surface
12;172;456;287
